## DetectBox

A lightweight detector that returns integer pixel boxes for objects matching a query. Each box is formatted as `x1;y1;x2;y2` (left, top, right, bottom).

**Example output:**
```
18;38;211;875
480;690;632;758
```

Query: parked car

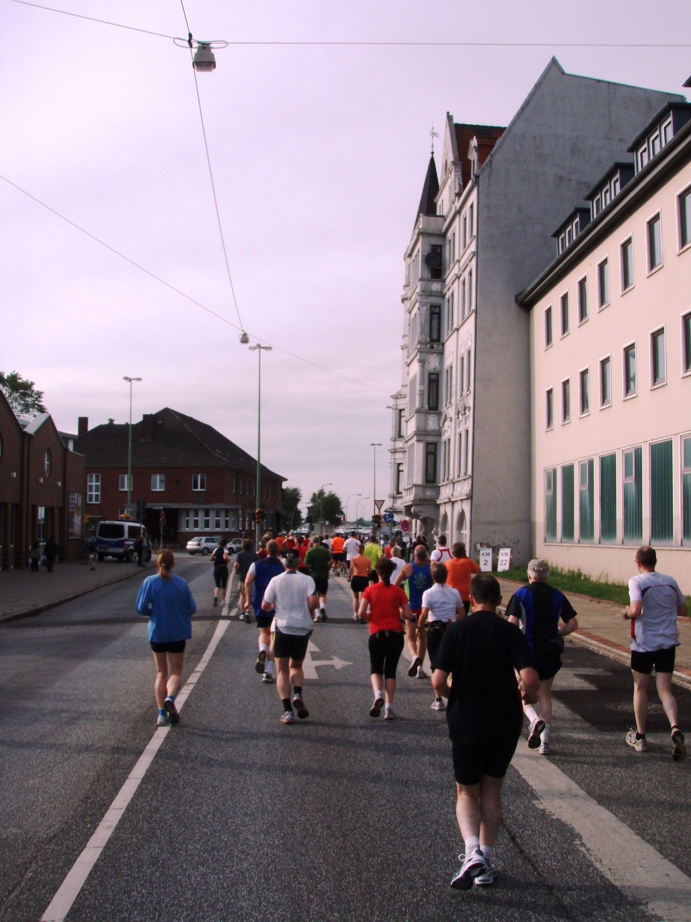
227;538;243;554
96;521;144;562
186;536;221;556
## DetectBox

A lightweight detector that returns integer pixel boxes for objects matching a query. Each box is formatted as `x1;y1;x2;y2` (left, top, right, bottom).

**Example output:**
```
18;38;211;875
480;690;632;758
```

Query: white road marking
40;612;234;922
512;747;691;922
302;640;351;680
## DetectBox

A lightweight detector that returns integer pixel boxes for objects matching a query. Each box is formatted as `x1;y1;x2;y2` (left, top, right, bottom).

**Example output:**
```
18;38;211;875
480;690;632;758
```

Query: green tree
308;490;344;527
0;370;46;416
282;485;303;529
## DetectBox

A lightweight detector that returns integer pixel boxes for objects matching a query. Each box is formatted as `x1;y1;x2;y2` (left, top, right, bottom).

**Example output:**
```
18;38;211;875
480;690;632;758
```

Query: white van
96;521;144;562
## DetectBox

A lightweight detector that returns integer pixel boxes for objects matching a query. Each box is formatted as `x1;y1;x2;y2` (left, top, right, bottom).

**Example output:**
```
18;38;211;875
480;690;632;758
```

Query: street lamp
248;344;272;546
123;376;142;516
319;482;332;532
370;443;382;522
356;496;369;525
345;492;362;525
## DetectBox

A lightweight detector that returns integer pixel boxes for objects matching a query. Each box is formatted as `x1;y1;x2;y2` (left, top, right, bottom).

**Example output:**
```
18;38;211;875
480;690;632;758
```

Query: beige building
519;102;691;585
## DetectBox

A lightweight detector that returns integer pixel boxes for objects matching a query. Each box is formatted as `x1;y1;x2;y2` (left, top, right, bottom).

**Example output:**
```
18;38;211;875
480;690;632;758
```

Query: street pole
356;496;369;527
345;492;362;527
370;443;382;530
319;482;332;534
123;376;142;516
249;344;272;546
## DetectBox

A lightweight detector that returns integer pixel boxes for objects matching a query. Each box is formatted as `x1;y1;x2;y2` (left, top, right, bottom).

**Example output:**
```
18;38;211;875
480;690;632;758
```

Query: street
1;557;690;922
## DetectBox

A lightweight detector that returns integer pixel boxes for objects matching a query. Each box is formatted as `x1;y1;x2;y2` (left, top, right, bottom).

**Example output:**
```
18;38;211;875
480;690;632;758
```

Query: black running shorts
452;735;520;786
533;648;562;681
426;621;450;670
631;646;676;675
313;576;329;596
256;614;273;630
368;630;404;679
351;576;369;593
273;627;311;661
213;565;229;589
150;640;186;654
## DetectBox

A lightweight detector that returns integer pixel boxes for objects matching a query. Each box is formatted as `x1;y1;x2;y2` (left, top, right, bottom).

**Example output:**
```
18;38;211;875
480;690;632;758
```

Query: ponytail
157;548;175;580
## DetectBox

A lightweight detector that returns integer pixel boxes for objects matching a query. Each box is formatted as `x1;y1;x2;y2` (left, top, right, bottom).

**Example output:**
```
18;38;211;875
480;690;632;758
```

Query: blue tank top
252;556;285;610
408;562;432;610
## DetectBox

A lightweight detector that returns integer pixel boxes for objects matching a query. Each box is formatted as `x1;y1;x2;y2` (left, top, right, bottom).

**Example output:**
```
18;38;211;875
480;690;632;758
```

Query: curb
569;629;691;692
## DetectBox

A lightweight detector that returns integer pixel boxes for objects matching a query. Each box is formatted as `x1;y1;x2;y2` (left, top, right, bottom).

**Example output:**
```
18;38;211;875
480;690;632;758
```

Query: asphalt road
1;558;690;922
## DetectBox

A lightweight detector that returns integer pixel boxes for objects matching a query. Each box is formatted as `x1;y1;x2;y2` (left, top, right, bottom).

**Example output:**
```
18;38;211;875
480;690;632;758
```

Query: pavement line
512;747;691;922
40;612;234;922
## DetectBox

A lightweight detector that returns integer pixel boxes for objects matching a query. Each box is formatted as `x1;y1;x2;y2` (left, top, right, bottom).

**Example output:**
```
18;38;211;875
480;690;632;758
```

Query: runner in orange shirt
349;544;372;621
330;534;346;576
445;542;481;615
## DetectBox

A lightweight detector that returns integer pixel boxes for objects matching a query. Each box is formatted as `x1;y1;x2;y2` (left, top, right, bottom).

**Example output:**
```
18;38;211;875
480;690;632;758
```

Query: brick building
75;408;284;544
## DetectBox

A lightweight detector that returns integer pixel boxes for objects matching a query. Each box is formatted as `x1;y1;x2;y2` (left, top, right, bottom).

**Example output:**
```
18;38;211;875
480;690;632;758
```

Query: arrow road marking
302;640;351;680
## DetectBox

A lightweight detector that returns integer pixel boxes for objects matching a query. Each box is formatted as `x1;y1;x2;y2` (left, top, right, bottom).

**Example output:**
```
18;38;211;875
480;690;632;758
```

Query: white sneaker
450;851;487;890
156;714;169;727
474;863;498;887
528;717;545;749
384;705;396;720
538;741;550;755
416;666;428;679
431;699;445;711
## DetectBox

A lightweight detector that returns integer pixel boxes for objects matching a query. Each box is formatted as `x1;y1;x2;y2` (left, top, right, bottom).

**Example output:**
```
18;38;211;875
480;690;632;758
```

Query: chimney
139;413;156;440
78;417;89;436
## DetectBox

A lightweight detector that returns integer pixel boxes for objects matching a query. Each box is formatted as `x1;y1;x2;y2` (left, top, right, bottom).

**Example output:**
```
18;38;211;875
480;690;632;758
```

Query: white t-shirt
628;571;685;652
431;546;453;563
390;556;406;580
344;537;360;560
263;570;316;635
421;583;462;622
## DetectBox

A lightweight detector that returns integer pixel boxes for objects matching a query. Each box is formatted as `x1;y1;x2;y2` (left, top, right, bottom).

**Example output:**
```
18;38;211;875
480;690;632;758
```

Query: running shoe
320;607;328;621
625;728;648;752
292;696;309;719
261;672;274;684
528;717;546;749
474;863;498;887
352;613;359;621
384;705;396;721
538;741;550;755
255;650;267;674
408;655;422;677
156;713;169;727
450;851;487;890
243;612;251;624
213;597;218;607
280;710;294;725
369;697;384;718
416;667;428;680
672;728;687;762
431;699;445;711
164;698;180;726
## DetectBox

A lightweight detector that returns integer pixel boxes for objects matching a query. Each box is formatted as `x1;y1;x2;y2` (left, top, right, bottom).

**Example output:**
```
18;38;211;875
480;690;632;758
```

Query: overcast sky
2;0;689;518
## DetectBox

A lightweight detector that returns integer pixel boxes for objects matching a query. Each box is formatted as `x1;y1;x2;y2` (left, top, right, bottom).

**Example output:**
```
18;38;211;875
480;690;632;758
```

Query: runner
297;535;310;573
343;531;360;578
394;545;433;679
431;535;453;564
304;535;332;621
506;558;579;754
330;533;345;576
418;563;464;711
432;573;539;890
261;551;319;725
446;543;481;615
245;540;285;683
390;546;406;582
233;538;258;620
359;557;413;720
210;538;229;609
621;545;688;760
283;532;298;558
363;535;383;583
136;549;197;727
349;543;372;621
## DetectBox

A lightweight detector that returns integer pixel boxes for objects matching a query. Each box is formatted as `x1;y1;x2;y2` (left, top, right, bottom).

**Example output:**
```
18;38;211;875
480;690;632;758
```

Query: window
648;214;662;271
406;444;414;484
425;443;437;483
579;459;594;542
545;306;553;347
621;238;634;291
444;366;453;405
192;473;206;491
600;454;617;542
561;463;575;541
683;436;691;543
428;373;440;411
429;305;441;342
462;215;467;250
684;313;691;374
119;474;132;492
638;144;648;171
623;447;643;542
429;244;443;280
579;368;590;415
561;379;570;423
466;350;472;392
396;409;405;439
545;468;557;540
463;429;469;474
578;278;588;323
651;328;666;386
395;462;404;495
598;259;609;308
44;449;51;477
593;194;602;217
560;293;569;336
469;203;474;237
461;278;466;318
87;473;101;504
599;356;611;408
467;269;473;312
679;189;691;249
650;440;673;542
459;355;465;394
442;439;450;481
624;344;637;397
151;474;165;492
546;388;554;429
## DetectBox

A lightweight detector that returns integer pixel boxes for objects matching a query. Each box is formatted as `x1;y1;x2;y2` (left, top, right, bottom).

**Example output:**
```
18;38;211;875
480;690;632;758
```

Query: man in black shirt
234;538;257;621
433;573;538;891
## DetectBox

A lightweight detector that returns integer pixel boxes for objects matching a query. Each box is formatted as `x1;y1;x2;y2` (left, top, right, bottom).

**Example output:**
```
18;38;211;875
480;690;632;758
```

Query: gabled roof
627;101;691;152
416;155;439;222
23;413;51;435
76;407;284;480
455;123;505;187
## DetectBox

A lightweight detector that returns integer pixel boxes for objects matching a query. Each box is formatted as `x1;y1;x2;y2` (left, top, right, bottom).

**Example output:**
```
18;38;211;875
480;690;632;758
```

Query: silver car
186;536;221;556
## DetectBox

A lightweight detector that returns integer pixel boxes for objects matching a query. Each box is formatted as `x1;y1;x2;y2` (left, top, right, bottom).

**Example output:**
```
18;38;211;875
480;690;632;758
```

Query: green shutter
683;437;691;543
545;468;557;540
600;454;617;542
561;463;574;541
650;440;673;542
623;447;642;541
579;459;594;542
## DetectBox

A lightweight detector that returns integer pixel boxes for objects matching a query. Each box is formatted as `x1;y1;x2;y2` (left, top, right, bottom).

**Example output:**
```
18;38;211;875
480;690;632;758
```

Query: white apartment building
389;58;682;565
519;101;691;585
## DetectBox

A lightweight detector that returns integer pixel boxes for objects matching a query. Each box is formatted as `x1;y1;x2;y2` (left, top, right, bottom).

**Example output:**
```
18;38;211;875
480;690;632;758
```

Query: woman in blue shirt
137;549;197;727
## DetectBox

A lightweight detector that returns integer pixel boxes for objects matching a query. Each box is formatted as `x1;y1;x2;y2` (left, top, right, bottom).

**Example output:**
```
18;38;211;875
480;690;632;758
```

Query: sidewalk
497;577;691;691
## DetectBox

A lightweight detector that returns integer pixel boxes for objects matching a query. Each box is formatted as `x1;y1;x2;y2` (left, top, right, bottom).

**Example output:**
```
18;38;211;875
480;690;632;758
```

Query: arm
418;605;429;629
184;583;197;617
394;563;411;587
622;601;643;621
400;601;413;623
244;570;255;601
261;598;274;612
432;668;450;698
455;605;465;620
135;580;152;615
560;616;578;636
358;597;370;620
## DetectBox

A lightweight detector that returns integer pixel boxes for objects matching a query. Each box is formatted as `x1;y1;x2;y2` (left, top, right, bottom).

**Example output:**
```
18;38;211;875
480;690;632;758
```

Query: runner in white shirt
418;562;464;711
390;546;406;581
431;534;453;564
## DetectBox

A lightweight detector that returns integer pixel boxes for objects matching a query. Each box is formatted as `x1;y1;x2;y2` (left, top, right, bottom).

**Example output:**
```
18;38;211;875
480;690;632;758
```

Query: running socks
259;642;268;654
158;709;167;718
480;844;493;864
636;732;646;741
281;698;293;712
293;686;303;696
465;836;480;858
541;723;551;743
524;705;540;724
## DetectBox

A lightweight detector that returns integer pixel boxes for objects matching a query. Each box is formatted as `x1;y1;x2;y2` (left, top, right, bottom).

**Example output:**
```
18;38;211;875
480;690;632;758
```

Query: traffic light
373;514;382;526
255;508;264;526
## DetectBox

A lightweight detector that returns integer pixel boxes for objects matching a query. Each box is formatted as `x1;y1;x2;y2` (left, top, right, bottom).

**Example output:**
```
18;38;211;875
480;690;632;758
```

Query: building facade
519;102;691;585
390;58;683;566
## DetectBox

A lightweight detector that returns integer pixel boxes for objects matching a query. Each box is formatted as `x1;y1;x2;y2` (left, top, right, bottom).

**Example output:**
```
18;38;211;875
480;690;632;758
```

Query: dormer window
593;194;602;216
662;119;673;145
603;186;611;208
558;232;565;254
638;144;649;170
612;175;620;197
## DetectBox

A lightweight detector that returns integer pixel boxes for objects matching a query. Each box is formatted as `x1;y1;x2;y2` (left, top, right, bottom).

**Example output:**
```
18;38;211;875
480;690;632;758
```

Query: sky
2;0;690;519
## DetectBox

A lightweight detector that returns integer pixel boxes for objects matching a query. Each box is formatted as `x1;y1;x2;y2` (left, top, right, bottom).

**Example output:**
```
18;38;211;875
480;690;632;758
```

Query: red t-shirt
362;583;408;634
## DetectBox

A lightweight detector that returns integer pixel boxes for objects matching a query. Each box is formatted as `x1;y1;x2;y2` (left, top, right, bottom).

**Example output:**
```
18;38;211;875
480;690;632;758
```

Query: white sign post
479;548;493;572
497;548;512;572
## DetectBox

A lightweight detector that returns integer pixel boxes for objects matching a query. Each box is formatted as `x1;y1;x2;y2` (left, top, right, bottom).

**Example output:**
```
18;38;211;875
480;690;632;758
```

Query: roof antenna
430;125;439;156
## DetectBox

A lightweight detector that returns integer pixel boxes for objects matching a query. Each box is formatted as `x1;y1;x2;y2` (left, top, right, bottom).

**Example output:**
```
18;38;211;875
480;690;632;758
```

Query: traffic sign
400;518;410;532
374;499;384;512
383;512;394;523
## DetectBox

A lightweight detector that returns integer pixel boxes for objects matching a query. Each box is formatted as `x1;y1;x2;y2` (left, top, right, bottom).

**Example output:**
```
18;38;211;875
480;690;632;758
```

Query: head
636;545;657;570
157;548;175;580
437;535;447;547
469;573;502;611
357;543;364;554
284;551;300;570
242;538;253;552
351;531;357;538
527;559;550;582
266;539;280;557
367;535;377;545
376;556;396;586
414;545;428;564
311;536;321;547
452;542;467;559
431;562;448;584
219;538;227;549
392;546;402;559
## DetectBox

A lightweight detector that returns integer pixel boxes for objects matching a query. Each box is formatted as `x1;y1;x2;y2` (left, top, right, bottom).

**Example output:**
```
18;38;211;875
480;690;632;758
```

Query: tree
282;486;303;530
308;489;344;527
0;370;46;417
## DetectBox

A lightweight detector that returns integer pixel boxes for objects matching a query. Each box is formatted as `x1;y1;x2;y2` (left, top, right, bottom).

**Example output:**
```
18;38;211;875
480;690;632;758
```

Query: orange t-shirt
276;536;285;550
445;557;481;601
331;536;345;554
350;554;371;578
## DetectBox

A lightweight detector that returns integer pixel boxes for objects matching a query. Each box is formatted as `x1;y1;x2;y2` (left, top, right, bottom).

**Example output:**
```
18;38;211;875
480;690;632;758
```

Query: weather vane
430;125;439;155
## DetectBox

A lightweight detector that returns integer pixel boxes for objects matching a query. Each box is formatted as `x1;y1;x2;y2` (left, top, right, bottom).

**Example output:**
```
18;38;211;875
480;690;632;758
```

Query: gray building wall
471;58;683;564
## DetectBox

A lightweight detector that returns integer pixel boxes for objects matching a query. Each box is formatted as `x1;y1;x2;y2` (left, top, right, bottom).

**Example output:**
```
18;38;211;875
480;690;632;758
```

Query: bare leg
632;669;651;735
275;657;291;702
405;620;418;659
384;677;396;705
536;676;555;725
152;651;169;709
416;628;427;664
289;661;305;691
478;775;505;847
455;782;481;842
371;673;384;698
655;672;679;730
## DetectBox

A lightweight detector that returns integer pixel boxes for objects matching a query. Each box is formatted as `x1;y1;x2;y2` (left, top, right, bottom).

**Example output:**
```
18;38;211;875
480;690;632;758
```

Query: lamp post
248;344;272;546
123;376;142;516
370;443;382;523
319;482;332;533
356;496;369;525
345;492;362;526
